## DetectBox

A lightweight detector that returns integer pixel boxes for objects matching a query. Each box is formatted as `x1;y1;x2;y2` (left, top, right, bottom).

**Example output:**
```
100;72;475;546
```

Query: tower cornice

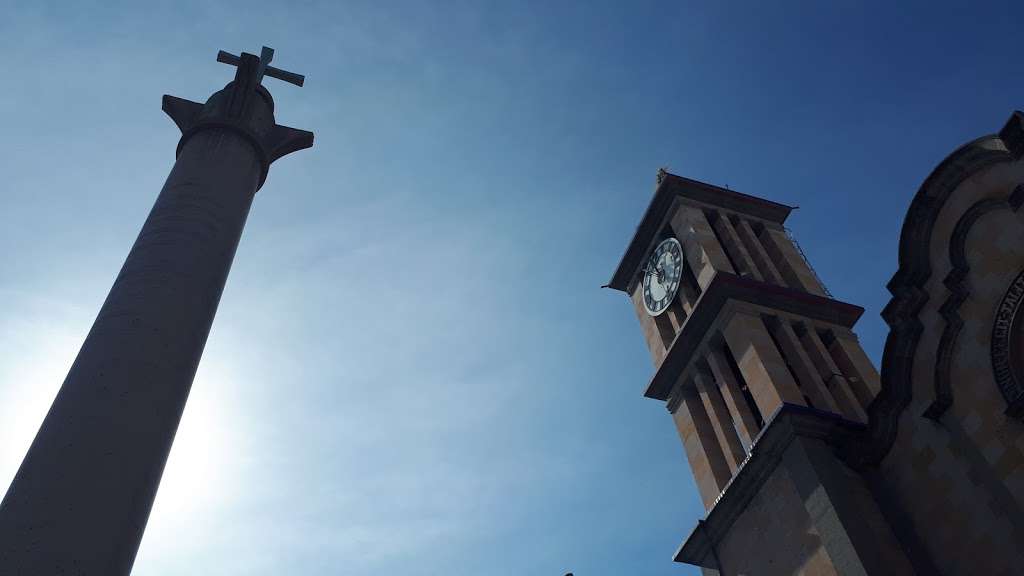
648;271;864;401
607;172;795;292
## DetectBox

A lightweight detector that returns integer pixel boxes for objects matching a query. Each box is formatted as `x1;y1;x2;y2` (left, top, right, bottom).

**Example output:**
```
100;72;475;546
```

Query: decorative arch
923;188;1024;420
842;111;1024;468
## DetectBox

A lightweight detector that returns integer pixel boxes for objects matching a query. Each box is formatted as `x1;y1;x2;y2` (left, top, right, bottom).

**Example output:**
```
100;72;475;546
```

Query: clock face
642;237;683;316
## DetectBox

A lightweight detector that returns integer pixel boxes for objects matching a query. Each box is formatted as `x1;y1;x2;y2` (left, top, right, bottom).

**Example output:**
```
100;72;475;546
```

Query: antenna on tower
656;166;670;185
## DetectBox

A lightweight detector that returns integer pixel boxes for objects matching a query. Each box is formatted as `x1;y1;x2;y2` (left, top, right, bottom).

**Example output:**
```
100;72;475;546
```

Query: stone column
800;325;867;422
734;217;785;286
672;383;733;508
0;51;312;576
704;343;762;449
763;316;841;414
666;299;687;334
671;206;735;289
709;211;762;281
759;226;828;296
722;311;806;418
676;267;700;315
694;367;747;472
828;330;881;405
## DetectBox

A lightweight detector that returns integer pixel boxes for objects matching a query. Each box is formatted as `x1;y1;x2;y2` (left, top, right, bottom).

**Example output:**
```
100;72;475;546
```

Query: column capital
162;49;313;190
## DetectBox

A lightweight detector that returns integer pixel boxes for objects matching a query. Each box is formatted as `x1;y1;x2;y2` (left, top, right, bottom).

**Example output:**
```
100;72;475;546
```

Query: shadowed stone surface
0;47;312;575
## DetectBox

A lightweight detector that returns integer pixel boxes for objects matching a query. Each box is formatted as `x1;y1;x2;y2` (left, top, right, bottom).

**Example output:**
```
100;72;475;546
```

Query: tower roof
607;171;795;292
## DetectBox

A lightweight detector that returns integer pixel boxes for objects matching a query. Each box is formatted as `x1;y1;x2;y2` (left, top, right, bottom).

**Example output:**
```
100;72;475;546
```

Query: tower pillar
608;171;914;574
722;311;806;415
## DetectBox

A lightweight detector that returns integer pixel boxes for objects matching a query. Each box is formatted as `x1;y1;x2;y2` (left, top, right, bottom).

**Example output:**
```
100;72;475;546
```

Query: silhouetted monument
0;46;312;574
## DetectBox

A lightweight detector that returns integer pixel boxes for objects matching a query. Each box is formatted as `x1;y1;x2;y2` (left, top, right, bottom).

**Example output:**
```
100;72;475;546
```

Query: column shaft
734;217;785;286
764;316;841;414
801;326;867;422
705;343;762;449
828;330;881;405
710;211;762;281
722;311;806;418
760;227;828;296
694;368;747;472
0;130;261;575
673;385;733;508
671;207;735;289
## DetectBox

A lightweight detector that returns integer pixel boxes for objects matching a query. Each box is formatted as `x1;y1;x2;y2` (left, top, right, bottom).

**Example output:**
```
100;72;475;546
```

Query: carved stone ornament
842;110;1024;468
923;186;1024;420
991;268;1024;417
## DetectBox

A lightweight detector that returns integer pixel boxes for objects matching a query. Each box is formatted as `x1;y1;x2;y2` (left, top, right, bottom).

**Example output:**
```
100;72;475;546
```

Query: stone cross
0;46;313;575
218;45;305;86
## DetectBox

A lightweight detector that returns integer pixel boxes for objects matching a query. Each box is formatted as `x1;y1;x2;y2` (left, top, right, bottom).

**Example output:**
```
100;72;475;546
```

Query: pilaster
760;227;829;296
723;311;806;417
734;217;786;286
671;207;735;290
800;325;868;421
764;315;842;414
673;385;734;508
695;367;747;473
828;330;882;404
705;341;762;449
710;211;763;281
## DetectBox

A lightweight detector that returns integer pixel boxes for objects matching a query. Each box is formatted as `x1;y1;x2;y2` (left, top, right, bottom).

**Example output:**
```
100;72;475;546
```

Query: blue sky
1;1;1023;574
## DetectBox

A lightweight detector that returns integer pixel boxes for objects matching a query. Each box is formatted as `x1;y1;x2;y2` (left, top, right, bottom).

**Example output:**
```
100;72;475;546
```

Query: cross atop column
217;45;305;87
161;45;314;189
0;45;314;575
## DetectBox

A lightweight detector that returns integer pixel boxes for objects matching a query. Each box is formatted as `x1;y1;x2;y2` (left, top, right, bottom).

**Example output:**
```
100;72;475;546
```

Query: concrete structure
610;112;1024;575
0;47;312;575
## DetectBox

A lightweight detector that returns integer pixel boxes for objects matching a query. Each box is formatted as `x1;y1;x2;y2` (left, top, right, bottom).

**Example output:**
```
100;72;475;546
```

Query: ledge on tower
607;171;795;292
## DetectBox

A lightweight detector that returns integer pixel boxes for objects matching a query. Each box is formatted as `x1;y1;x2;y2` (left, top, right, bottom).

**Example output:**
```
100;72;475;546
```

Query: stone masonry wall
878;159;1024;575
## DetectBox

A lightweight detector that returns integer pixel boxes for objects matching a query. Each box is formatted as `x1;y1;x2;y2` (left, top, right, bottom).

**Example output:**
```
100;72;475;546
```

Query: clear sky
1;1;1023;574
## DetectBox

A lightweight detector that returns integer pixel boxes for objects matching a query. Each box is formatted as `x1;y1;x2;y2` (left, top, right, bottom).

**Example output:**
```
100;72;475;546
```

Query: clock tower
609;170;915;575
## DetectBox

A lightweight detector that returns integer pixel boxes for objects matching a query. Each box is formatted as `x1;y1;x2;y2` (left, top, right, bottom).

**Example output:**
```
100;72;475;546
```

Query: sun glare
0;311;244;554
0;314;82;494
133;353;247;567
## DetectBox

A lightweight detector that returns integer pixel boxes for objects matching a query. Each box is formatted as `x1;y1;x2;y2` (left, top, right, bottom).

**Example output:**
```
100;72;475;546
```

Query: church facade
608;111;1024;575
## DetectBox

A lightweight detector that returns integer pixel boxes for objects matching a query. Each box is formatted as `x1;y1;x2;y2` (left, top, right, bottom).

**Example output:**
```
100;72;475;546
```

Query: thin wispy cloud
3;1;1024;575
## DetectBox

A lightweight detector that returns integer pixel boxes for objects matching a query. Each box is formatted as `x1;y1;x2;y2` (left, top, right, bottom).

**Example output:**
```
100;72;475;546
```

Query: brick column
734;217;785;286
677;263;700;315
666;299;686;333
672;384;733;508
631;284;667;365
704;343;761;449
694;367;747;472
722;311;806;418
800;326;867;422
760;227;828;296
828;330;881;406
764;316;841;414
710;211;762;281
671;207;735;289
